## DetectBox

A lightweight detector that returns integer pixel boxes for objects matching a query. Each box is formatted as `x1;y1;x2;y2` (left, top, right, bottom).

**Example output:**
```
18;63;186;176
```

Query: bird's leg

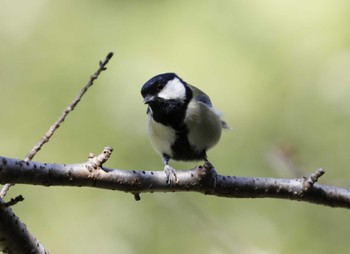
162;155;177;185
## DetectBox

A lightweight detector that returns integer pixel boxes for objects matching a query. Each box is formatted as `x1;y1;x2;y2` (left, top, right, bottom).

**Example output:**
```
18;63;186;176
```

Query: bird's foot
204;160;213;169
164;165;177;185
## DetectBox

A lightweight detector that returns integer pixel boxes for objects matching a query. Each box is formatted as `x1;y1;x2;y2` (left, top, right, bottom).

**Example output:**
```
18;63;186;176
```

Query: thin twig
0;52;114;198
0;52;114;254
4;195;24;207
24;52;114;162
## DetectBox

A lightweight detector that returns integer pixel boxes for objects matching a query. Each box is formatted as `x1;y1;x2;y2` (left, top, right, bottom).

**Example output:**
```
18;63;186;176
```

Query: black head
140;73;193;127
141;73;179;102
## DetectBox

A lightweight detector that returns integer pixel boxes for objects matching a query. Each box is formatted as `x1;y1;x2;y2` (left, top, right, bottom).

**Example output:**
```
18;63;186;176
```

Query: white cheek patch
158;78;186;100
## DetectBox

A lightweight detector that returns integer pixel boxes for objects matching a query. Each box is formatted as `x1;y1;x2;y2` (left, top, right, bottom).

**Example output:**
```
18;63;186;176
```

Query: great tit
141;73;228;184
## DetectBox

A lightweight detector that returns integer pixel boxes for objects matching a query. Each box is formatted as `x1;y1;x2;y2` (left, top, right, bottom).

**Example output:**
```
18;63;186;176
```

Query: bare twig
4;195;24;207
0;180;12;198
0;152;349;209
0;52;114;254
0;52;114;198
24;52;114;161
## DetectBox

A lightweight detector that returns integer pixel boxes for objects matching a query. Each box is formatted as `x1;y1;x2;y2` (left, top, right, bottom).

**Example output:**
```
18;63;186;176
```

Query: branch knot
87;147;113;171
302;168;325;192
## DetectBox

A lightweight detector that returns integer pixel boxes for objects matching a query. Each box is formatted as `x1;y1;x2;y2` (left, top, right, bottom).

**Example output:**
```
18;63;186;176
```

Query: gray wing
189;84;213;107
190;84;230;129
196;94;212;107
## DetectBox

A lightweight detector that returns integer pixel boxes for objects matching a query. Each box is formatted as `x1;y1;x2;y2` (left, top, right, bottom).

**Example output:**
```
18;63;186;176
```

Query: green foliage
1;1;350;253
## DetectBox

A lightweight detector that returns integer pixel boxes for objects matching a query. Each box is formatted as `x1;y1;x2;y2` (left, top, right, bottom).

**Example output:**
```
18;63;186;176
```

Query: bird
141;73;228;184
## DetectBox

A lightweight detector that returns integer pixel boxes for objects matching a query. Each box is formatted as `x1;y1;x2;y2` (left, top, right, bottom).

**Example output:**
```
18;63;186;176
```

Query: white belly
147;115;175;157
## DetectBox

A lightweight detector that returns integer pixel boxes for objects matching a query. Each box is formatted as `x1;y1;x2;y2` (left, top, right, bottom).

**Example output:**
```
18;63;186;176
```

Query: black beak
143;95;155;104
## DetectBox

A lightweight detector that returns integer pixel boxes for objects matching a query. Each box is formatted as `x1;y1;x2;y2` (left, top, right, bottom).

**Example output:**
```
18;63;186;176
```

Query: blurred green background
1;0;350;253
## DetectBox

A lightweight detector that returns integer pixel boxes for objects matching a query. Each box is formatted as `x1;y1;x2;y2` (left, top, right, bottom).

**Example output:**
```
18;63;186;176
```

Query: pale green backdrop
1;1;350;253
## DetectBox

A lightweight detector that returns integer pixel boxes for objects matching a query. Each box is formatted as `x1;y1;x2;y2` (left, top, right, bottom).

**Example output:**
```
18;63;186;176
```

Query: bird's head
141;73;190;106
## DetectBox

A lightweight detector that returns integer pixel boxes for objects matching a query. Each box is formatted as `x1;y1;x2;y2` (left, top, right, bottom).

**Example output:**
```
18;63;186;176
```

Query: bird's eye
157;83;165;90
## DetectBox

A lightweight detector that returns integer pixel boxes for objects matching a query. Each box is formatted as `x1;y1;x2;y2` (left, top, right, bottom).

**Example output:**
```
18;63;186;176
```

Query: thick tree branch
0;149;349;209
0;197;48;254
